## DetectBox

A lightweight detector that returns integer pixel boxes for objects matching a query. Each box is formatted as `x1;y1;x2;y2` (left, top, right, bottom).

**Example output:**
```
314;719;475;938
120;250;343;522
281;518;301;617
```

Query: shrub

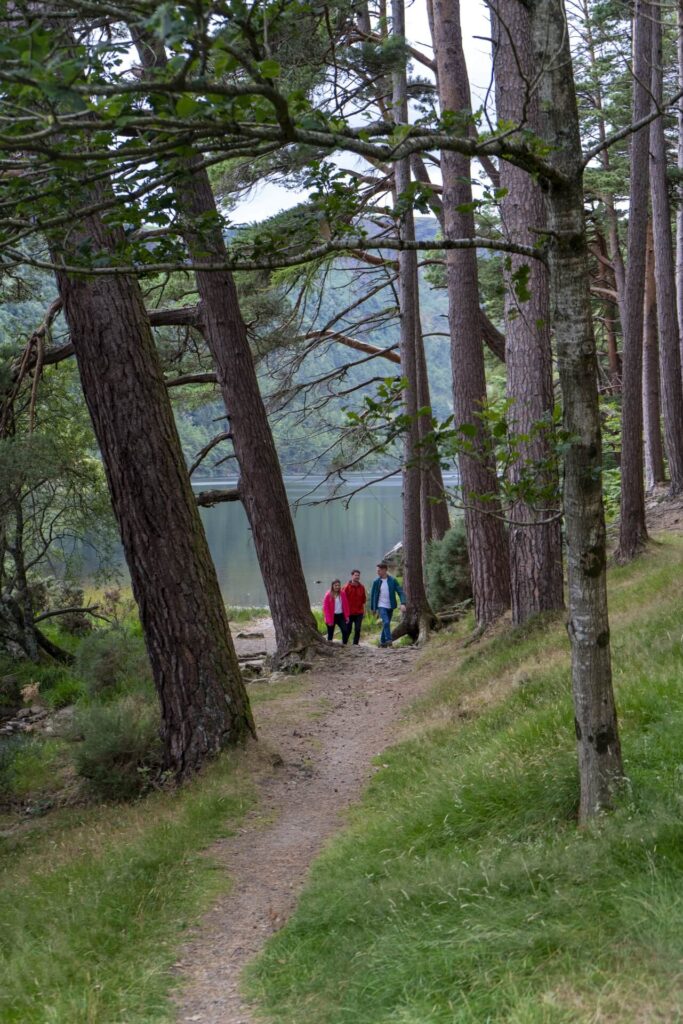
29;578;93;635
42;675;85;710
73;697;162;800
424;520;472;611
0;736;64;803
0;671;22;709
74;629;152;700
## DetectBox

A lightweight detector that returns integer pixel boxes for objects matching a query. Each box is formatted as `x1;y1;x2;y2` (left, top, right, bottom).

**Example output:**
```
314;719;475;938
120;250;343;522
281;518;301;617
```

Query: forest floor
173;628;438;1024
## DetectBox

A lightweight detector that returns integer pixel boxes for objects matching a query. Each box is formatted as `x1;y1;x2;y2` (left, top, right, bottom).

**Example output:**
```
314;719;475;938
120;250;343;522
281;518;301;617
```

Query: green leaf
175;94;199;117
259;58;281;79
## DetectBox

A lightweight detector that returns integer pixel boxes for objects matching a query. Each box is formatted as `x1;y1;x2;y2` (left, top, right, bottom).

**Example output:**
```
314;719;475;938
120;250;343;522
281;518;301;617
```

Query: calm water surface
198;477;404;607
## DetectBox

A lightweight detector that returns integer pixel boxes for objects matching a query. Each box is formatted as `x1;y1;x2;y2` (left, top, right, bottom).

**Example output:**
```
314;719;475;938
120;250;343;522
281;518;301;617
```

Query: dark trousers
348;613;364;645
327;614;349;643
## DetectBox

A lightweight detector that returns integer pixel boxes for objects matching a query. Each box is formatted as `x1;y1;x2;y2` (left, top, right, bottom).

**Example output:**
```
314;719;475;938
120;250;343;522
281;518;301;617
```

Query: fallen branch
195;487;241;507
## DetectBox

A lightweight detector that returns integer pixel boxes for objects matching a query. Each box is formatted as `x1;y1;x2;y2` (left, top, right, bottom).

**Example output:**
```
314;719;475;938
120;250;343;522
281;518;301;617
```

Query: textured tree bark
677;0;683;362
132;34;321;660
592;230;622;388
391;0;437;644
617;0;651;561
530;0;622;821
8;501;39;662
53;205;254;779
490;0;564;626
650;10;683;495
578;0;626;320
416;298;451;547
430;0;510;628
643;223;666;490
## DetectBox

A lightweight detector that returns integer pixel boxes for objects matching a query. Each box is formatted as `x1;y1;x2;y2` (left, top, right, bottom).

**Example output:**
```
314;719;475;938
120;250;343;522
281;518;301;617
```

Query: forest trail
173;630;432;1024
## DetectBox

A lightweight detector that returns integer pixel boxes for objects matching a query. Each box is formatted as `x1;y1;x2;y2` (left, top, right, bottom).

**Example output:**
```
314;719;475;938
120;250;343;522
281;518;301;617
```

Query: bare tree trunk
416;308;450;546
491;0;564;626
617;0;651;561
8;500;39;661
677;0;683;361
529;0;622;821
578;0;626;315
53;202;254;780
650;6;683;495
391;0;436;643
644;222;666;490
132;34;320;660
430;0;510;629
593;229;622;387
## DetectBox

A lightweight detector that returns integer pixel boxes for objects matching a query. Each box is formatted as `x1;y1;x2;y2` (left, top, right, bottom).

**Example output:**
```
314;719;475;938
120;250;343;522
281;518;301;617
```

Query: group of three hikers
322;563;406;648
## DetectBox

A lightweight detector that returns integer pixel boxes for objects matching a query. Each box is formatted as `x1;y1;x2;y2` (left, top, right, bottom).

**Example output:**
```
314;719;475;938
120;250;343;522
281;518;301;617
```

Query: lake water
198;477;405;608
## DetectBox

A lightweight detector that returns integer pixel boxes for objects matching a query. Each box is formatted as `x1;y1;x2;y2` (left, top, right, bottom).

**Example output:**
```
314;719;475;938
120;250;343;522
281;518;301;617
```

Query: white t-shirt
334;595;342;614
377;578;391;609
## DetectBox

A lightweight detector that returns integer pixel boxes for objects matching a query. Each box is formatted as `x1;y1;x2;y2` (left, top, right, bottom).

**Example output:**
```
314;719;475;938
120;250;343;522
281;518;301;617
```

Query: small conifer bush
424;519;471;611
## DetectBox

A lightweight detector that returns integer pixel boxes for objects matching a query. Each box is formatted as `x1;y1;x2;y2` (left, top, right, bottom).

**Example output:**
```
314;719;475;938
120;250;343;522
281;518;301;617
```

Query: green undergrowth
227;605;269;622
248;535;683;1024
0;753;254;1024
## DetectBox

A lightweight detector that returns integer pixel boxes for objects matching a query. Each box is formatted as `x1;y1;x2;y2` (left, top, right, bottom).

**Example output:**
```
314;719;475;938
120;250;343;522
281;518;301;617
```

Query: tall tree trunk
53;202;254;779
644;222;666;490
650;7;683;495
579;0;626;316
491;0;564;625
593;229;622;387
8;500;39;662
617;0;651;561
416;302;450;547
132;33;321;659
529;0;622;821
677;0;683;360
391;0;436;643
430;0;510;628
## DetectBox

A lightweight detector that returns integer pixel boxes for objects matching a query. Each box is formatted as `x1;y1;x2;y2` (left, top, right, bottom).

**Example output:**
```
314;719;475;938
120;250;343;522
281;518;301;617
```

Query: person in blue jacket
370;561;406;648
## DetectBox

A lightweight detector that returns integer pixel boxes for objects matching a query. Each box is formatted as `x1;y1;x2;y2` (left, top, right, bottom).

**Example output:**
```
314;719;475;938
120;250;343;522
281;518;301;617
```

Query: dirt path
173;631;430;1024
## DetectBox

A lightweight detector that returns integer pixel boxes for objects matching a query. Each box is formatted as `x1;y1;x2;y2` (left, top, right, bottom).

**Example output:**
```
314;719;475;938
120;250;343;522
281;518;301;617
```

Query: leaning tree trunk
132;32;321;661
391;0;437;644
430;0;510;628
53;202;254;780
644;222;666;490
617;0;651;562
650;8;683;495
530;0;622;821
491;0;564;625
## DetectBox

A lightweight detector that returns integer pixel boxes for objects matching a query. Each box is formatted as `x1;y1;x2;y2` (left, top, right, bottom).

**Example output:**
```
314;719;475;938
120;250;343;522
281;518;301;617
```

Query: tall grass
0;756;254;1023
248;536;683;1023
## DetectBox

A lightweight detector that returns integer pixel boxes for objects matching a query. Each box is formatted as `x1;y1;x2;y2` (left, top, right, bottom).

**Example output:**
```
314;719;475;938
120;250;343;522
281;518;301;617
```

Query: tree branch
195;487;241;507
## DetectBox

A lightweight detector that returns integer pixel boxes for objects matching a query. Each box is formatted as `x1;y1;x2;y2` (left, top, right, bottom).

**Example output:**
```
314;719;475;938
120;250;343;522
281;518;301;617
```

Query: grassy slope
0;755;254;1024
248;534;683;1024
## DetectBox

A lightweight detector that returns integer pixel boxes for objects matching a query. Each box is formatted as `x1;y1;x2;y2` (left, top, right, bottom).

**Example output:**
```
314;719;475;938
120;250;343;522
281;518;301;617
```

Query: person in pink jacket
322;579;351;644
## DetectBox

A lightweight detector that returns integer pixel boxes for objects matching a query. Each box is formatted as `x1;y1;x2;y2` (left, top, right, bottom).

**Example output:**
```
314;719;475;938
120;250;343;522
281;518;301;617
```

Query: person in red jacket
342;569;367;645
322;579;351;643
